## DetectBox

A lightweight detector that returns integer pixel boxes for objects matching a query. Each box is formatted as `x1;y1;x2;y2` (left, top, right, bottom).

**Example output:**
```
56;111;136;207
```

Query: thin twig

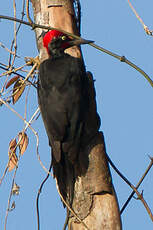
0;75;9;94
36;160;52;230
8;0;26;67
25;107;40;126
0;63;27;77
11;0;17;67
120;156;153;214
107;153;153;221
26;0;34;26
0;42;19;56
0;98;35;133
4;153;21;230
91;45;153;87
20;106;52;176
120;56;153;87
24;84;31;122
128;0;153;36
0;62;9;68
0;136;19;187
107;153;132;187
22;62;38;84
130;183;153;222
4;168;17;230
0;166;8;186
21;0;26;18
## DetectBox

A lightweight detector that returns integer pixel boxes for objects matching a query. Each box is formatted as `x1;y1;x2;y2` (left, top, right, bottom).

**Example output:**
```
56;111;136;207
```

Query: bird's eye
61;36;67;40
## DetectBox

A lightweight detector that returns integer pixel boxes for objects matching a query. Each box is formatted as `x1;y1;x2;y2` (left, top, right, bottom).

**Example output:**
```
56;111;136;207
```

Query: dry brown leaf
8;139;18;172
12;80;25;104
9;138;17;152
18;132;29;155
8;152;18;172
6;76;20;89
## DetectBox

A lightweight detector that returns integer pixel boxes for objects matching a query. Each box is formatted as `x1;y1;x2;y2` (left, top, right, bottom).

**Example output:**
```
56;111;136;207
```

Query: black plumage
38;52;90;163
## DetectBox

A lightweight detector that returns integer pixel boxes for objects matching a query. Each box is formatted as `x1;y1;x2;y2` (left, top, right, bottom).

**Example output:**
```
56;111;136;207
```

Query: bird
37;30;99;202
38;30;94;162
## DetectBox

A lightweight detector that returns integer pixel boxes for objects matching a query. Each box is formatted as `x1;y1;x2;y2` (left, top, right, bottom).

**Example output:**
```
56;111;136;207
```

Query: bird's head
43;30;93;57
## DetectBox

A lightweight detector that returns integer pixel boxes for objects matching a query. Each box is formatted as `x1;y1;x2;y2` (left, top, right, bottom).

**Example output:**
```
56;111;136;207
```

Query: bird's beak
68;38;94;47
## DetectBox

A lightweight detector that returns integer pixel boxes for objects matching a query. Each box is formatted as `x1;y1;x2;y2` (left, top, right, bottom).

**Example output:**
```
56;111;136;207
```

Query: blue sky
0;0;153;229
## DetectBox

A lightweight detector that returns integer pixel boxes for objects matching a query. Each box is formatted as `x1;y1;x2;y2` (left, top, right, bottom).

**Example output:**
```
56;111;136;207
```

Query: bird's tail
52;150;75;207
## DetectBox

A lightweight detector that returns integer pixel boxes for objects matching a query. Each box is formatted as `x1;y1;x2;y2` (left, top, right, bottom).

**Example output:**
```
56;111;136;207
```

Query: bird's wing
38;62;70;162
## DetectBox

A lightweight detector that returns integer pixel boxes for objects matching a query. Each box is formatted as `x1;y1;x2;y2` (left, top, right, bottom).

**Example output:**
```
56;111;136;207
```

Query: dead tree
31;0;122;229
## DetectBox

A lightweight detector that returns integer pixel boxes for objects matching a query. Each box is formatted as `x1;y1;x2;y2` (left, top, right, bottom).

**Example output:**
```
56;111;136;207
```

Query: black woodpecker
37;30;100;201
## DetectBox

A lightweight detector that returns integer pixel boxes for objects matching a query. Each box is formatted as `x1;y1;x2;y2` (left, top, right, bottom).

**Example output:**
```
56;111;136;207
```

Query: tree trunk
31;0;122;229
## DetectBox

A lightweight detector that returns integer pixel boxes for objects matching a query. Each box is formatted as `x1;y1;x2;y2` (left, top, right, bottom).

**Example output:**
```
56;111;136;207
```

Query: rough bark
31;0;122;229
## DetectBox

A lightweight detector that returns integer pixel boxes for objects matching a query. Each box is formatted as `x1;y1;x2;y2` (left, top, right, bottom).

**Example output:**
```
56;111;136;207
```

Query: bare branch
130;184;153;222
0;15;152;87
121;156;153;214
107;153;153;221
